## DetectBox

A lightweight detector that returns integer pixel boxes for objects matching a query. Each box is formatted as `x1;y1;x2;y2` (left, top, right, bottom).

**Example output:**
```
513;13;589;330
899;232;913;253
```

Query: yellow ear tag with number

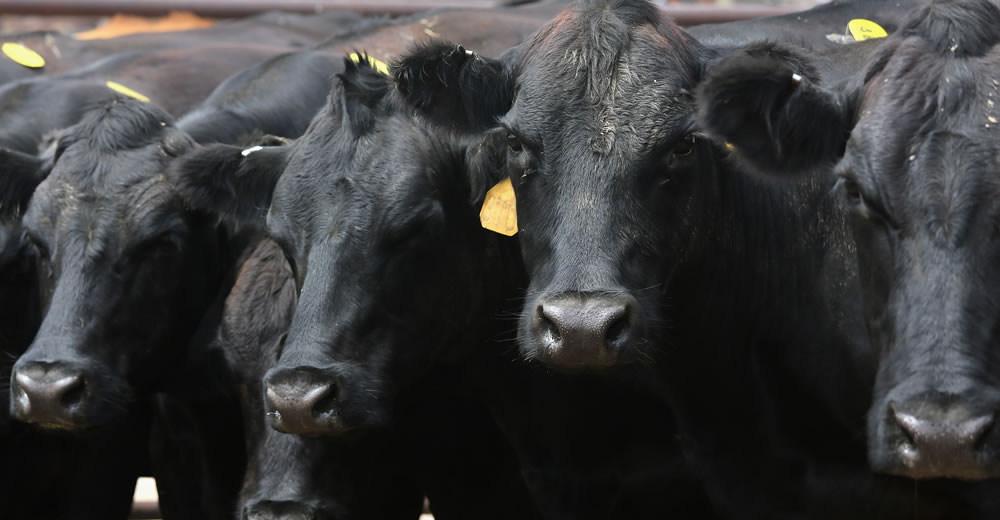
848;19;888;41
480;177;518;236
2;43;45;69
105;81;150;102
348;52;390;76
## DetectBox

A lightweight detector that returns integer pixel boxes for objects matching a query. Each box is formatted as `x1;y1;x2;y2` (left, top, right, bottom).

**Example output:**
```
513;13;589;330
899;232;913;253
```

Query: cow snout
532;293;637;369
882;400;998;479
264;367;344;435
243;500;319;520
10;362;87;429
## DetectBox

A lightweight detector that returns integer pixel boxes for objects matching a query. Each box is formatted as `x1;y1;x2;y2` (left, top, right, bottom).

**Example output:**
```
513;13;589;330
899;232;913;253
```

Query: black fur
392;39;515;133
898;0;1000;58
0;148;51;217
170;142;291;224
696;45;851;179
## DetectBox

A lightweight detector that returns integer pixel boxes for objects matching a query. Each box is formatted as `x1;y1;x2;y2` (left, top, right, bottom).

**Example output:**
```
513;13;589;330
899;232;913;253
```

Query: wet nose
264;368;340;435
243;500;318;520
10;362;87;428
887;401;996;478
533;293;636;368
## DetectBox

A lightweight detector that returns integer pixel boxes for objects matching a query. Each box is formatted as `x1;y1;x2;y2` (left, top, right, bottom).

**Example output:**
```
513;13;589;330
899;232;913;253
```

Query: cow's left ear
392;39;518;133
696;42;858;180
0;147;52;217
169;141;291;224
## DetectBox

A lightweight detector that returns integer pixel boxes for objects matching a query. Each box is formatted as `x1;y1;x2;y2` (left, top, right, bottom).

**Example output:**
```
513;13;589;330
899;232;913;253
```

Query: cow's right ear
169;142;291;224
696;44;858;180
392;39;516;133
465;130;508;206
0;147;52;217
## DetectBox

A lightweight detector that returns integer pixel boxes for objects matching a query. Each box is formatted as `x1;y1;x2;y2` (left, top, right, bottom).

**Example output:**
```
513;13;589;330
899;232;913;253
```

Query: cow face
216;240;422;520
697;0;1000;479
394;2;717;369
9;98;223;430
262;58;504;436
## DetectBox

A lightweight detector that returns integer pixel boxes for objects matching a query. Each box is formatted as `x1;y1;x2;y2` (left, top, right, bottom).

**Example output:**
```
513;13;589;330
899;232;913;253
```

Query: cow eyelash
834;176;900;229
499;123;537;154
672;134;697;158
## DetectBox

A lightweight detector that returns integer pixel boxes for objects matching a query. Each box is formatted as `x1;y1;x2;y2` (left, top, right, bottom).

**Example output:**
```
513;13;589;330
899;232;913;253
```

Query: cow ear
392;39;516;133
336;52;391;134
465;130;508;206
170;142;291;224
0;147;52;217
697;43;857;180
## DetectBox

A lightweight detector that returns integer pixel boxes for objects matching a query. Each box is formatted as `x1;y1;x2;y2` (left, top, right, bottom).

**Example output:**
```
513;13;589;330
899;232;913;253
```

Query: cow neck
166;219;264;396
665;158;874;434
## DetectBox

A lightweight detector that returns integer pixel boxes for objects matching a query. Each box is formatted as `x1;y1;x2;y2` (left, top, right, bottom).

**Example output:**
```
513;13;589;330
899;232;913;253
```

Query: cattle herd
1;0;1000;518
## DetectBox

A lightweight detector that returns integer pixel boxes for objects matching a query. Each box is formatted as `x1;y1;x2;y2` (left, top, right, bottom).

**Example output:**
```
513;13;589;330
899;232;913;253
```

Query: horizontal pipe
0;1;795;25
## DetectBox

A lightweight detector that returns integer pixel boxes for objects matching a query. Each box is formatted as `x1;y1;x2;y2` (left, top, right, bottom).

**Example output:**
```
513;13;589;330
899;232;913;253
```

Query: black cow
696;0;1000;482
217;238;424;520
8;98;253;519
5;8;554;518
171;56;544;520
0;10;363;85
391;0;999;517
0;148;143;520
0;42;290;154
171;54;717;519
178;7;553;145
686;0;914;50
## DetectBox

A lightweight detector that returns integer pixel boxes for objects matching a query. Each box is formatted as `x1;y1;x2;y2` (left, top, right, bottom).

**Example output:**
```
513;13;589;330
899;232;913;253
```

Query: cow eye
841;178;863;205
672;134;696;158
26;233;49;261
506;132;523;153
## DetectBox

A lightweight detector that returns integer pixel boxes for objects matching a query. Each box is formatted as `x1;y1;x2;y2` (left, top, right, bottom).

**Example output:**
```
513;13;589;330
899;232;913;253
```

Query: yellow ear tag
2;42;45;69
105;81;150;102
848;19;888;42
349;52;390;76
480;177;518;237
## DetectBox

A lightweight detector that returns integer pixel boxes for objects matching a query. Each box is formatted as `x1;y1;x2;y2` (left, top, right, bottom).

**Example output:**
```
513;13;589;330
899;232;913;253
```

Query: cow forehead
32;152;180;241
856;45;1000;176
514;18;697;158
849;52;1000;245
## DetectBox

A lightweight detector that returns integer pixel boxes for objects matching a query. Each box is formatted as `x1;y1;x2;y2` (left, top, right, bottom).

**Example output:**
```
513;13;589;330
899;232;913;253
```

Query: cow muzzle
874;394;1000;479
263;366;350;436
242;499;320;520
529;292;638;369
10;361;88;430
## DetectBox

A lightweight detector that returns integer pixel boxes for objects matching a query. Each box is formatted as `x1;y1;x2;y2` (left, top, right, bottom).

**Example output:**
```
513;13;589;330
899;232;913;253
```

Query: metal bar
0;1;796;25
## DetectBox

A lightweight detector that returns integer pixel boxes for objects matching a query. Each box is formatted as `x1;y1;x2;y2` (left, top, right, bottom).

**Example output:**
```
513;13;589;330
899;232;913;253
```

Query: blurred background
0;0;831;33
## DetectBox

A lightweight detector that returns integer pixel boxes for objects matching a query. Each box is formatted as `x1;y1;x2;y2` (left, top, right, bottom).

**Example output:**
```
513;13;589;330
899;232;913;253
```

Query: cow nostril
312;383;339;419
605;312;629;347
59;376;86;409
538;304;562;344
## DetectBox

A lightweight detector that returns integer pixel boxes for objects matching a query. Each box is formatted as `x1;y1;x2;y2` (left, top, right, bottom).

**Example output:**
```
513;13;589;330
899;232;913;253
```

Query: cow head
9;98;242;430
257;56;512;436
697;0;1000;479
0;146;50;435
215;239;422;520
393;1;727;369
